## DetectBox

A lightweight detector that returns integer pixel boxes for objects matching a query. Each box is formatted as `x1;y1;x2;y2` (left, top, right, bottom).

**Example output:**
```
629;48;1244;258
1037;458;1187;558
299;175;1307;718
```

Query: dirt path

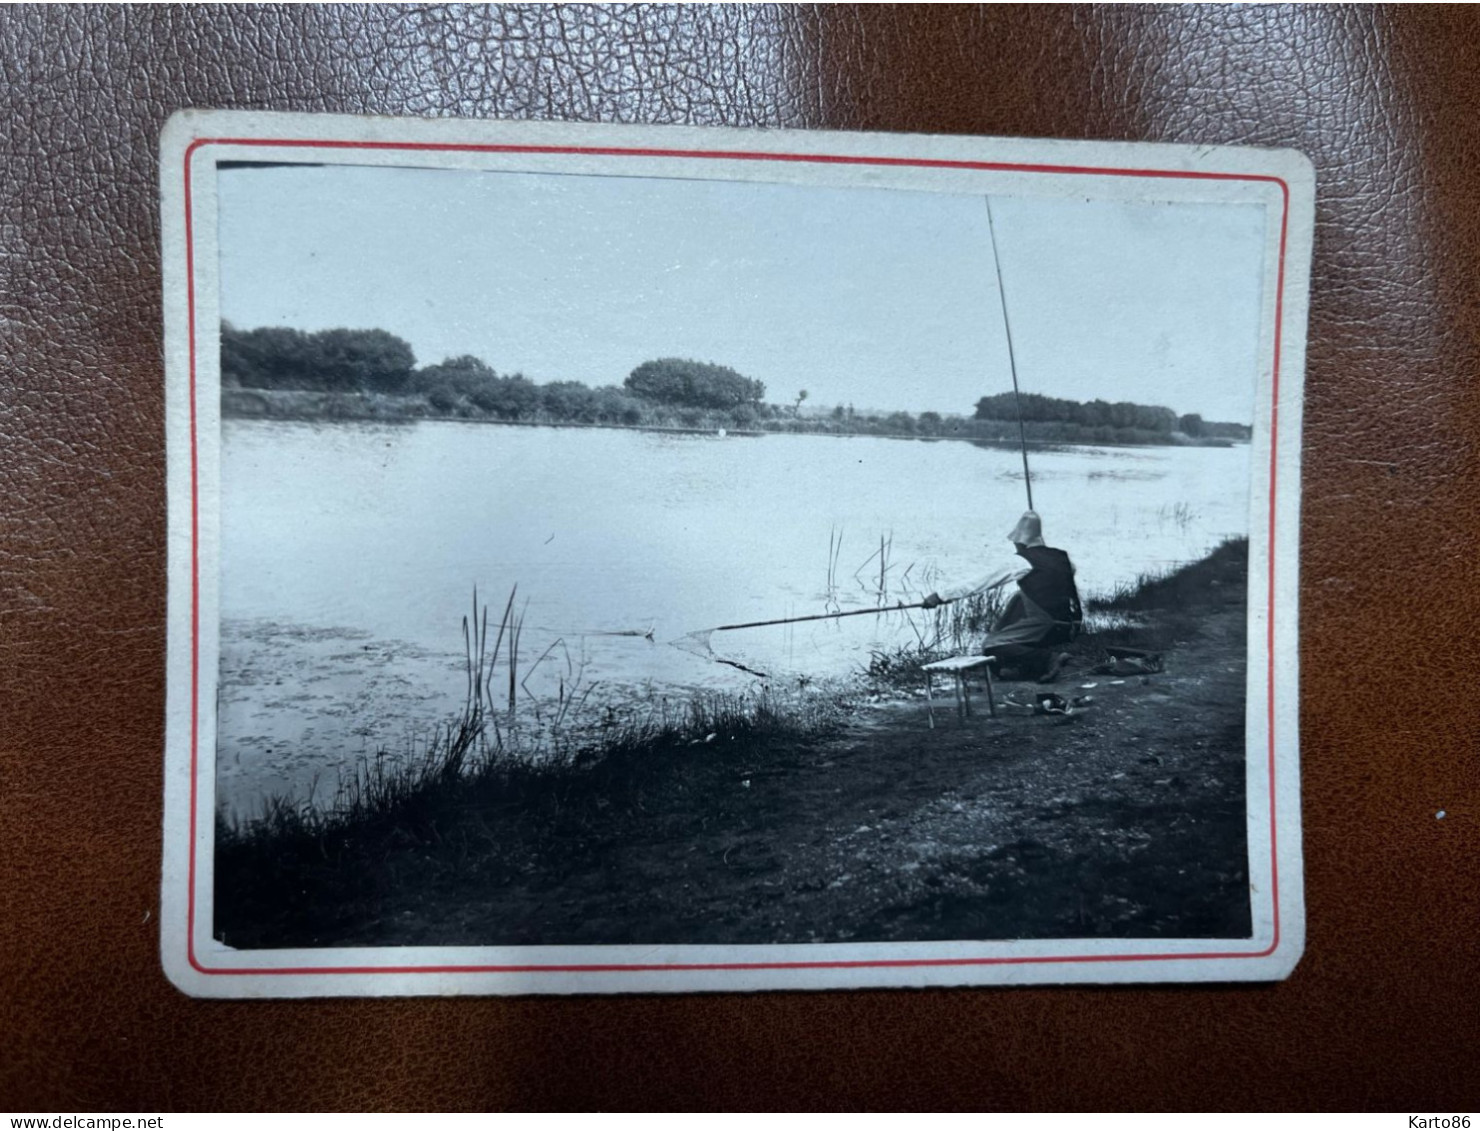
328;594;1251;948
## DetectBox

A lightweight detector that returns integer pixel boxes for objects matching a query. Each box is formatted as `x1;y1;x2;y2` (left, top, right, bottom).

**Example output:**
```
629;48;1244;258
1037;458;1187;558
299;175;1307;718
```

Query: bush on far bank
624;357;766;410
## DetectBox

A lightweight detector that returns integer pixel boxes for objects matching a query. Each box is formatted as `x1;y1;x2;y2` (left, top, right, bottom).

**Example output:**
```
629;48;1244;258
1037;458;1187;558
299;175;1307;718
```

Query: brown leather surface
2;3;1477;1112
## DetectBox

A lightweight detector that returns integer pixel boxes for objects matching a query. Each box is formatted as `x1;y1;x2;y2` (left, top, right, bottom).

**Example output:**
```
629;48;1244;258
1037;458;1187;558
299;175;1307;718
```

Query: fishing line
985;195;1034;512
520;623;655;640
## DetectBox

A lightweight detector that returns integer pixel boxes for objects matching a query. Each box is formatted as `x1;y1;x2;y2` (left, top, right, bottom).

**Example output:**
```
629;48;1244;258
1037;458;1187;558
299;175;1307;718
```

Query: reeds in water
824;526;844;612
220;584;846;846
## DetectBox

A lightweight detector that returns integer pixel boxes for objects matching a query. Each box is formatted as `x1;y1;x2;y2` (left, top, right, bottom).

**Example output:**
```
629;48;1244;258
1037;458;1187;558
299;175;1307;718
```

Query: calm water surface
217;420;1249;812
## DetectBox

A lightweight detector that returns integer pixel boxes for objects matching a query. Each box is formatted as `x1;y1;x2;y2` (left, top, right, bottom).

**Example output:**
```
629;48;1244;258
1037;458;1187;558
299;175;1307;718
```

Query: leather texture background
2;4;1477;1111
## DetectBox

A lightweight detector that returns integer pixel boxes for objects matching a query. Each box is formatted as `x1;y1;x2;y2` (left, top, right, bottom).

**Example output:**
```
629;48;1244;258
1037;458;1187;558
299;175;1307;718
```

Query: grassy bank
215;657;852;947
858;537;1247;693
214;539;1248;948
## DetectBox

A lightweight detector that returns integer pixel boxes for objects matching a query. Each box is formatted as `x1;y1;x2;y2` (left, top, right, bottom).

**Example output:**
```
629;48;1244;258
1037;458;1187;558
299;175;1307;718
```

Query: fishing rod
984;195;1034;512
528;601;936;645
710;599;941;634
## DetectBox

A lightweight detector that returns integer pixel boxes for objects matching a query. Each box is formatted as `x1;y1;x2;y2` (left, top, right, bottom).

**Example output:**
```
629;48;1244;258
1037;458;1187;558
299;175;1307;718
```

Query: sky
217;162;1269;423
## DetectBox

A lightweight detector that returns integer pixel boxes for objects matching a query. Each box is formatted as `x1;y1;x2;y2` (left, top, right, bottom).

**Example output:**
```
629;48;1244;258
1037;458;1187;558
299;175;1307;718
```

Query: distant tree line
220;324;1250;444
221;325;769;429
974;391;1250;442
401;354;647;424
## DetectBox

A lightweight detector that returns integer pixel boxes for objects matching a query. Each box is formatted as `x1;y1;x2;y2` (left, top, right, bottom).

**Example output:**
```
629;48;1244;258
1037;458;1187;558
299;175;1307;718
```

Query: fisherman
922;510;1083;682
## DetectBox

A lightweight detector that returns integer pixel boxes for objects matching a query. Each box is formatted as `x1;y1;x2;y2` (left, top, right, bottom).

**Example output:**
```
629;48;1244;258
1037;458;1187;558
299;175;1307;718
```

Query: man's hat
1008;510;1045;548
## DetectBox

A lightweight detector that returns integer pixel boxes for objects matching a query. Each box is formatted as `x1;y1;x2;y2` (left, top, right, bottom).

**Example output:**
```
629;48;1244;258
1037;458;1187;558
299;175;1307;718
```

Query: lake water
217;420;1249;813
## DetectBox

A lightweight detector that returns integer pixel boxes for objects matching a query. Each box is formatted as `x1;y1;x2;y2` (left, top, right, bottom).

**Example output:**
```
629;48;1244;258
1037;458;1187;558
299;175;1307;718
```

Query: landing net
671;629;771;679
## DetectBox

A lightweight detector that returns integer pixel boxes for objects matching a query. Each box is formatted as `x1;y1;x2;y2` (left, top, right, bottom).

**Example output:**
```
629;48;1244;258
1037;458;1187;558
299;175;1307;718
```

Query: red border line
182;136;1289;977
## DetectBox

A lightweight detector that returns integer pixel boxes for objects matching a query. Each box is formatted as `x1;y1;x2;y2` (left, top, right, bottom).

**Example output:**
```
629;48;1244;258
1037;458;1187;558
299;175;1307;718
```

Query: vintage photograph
161;115;1308;993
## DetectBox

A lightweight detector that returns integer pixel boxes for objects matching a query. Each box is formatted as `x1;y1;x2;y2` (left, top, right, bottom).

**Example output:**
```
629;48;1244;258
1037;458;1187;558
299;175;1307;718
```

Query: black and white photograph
160;114;1309;995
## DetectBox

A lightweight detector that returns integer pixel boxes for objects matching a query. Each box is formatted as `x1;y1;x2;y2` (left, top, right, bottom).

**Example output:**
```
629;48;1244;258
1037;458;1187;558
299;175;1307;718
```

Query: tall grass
863;587;1007;687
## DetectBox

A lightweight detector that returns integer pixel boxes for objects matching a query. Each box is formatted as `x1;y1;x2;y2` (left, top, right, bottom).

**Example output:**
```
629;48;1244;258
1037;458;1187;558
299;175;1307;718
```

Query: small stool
922;655;997;727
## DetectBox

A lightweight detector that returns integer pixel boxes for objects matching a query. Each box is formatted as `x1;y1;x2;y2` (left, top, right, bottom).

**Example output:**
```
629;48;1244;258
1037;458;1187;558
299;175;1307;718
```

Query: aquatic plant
1156;501;1200;534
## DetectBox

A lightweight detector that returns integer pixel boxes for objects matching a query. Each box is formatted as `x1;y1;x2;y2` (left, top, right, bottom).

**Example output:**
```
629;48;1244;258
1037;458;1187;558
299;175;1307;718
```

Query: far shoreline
223;389;1247;451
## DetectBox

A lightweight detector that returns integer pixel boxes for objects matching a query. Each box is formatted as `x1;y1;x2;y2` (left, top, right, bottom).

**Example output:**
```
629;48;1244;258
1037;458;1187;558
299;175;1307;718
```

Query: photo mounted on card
160;111;1311;996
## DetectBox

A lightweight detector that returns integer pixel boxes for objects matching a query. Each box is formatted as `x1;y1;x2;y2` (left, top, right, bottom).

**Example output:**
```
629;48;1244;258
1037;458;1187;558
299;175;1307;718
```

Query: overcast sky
217;162;1268;423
